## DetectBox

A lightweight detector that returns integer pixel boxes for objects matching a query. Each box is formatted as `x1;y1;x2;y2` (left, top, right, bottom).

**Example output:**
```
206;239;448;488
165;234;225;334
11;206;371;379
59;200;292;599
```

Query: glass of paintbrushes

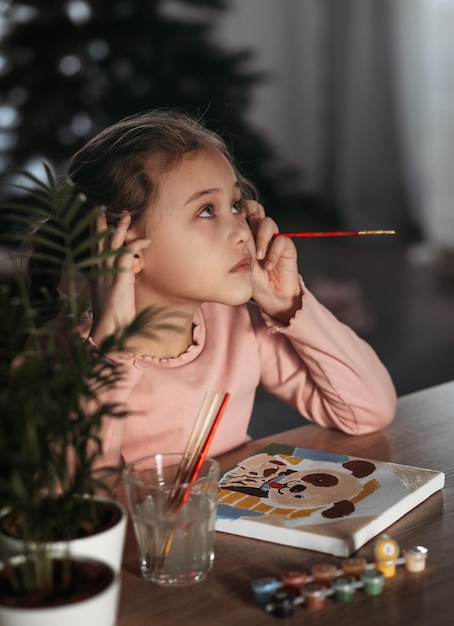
123;391;229;586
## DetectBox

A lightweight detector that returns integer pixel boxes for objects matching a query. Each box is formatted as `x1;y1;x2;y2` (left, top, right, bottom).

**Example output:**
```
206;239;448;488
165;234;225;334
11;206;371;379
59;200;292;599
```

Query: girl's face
134;149;256;311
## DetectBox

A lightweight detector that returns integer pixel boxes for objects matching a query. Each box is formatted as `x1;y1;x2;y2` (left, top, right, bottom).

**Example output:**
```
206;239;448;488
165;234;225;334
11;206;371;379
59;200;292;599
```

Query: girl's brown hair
67;108;257;230
28;109;256;319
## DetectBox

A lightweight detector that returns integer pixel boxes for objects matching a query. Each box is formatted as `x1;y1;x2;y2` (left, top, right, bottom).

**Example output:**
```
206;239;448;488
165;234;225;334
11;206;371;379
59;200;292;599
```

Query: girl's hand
89;211;151;345
247;201;302;324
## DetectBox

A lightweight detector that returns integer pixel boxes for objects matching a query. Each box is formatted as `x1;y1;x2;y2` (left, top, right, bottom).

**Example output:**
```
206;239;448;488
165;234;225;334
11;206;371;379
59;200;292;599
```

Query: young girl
66;109;396;467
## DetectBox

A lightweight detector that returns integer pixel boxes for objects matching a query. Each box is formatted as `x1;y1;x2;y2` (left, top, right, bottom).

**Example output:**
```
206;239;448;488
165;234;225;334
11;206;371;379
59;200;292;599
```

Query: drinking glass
124;453;219;586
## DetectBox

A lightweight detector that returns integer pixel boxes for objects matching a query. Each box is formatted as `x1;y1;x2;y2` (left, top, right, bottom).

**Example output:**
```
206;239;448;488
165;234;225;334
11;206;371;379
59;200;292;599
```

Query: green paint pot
331;575;356;602
361;568;385;595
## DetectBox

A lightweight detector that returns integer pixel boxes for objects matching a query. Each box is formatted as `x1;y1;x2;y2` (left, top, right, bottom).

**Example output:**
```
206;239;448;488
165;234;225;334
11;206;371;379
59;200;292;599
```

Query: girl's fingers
94;211;108;233
254;218;279;261
244;201;278;260
109;211;131;250
94;211;136;269
245;200;265;235
262;233;295;270
93;210;151;276
94;212;108;255
245;199;266;220
117;238;151;269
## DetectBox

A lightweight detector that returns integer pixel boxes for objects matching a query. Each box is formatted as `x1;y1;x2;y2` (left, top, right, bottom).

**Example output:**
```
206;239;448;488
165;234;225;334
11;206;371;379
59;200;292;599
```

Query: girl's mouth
230;255;253;273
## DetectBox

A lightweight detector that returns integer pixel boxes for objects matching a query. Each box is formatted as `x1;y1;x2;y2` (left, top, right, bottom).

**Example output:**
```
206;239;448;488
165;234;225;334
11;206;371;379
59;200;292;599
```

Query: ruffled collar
79;307;206;369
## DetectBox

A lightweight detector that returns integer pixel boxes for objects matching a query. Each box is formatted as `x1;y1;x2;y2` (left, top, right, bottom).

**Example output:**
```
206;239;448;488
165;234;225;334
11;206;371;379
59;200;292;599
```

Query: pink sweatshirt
80;283;396;466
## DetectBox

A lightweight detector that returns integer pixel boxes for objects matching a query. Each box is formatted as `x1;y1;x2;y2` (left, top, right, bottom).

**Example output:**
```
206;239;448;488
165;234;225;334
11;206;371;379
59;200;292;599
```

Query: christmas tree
0;0;311;217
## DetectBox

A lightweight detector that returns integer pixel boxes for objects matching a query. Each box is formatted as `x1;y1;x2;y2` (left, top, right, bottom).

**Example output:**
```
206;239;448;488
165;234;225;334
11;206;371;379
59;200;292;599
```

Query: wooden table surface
117;381;454;625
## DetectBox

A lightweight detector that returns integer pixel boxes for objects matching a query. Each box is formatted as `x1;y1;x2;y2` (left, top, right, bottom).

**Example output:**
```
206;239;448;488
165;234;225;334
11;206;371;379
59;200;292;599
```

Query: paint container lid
282;569;309;590
362;568;385;581
265;590;295;618
251;576;280;604
311;563;338;583
374;535;400;562
342;557;367;578
302;582;328;598
332;575;356;591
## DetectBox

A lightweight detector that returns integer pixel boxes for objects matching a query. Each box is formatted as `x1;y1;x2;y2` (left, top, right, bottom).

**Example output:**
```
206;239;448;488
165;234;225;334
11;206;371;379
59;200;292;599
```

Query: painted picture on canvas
216;444;445;556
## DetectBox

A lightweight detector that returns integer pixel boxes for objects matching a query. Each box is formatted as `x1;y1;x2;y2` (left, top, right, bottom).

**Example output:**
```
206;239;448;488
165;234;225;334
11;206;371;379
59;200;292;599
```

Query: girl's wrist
89;317;116;347
259;288;303;325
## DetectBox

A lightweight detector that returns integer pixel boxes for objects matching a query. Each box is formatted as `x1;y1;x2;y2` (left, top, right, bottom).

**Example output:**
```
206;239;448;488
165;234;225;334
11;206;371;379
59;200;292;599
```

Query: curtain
221;0;454;248
325;0;412;233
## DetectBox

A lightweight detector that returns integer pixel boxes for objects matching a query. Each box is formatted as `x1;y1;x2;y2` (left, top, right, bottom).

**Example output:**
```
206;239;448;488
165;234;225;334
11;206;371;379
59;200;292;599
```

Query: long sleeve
250;281;397;435
81;337;147;469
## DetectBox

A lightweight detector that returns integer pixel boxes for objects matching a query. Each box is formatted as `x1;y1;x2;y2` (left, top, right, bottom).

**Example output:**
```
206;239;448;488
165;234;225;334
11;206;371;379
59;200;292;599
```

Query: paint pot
265;590;295;618
311;563;338;586
342;557;367;580
251;577;280;604
361;568;385;596
281;569;309;593
302;582;328;609
374;536;400;564
331;575;356;603
374;558;397;578
403;546;428;572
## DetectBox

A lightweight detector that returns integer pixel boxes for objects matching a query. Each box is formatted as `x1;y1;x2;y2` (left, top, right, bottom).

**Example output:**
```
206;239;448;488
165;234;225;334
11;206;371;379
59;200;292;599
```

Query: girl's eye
232;199;246;215
198;205;215;218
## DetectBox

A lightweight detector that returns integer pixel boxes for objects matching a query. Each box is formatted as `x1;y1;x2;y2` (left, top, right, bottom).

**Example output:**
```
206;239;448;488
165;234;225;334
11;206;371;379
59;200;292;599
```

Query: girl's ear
124;227;146;275
132;251;144;275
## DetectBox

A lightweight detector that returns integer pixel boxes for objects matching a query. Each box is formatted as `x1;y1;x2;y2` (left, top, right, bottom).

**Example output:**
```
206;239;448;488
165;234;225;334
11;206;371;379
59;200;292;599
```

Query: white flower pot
0;496;127;574
0;556;120;626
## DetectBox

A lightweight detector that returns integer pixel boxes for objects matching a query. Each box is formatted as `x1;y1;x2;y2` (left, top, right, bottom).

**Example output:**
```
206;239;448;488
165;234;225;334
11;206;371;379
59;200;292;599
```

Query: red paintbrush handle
189;392;230;483
273;230;396;238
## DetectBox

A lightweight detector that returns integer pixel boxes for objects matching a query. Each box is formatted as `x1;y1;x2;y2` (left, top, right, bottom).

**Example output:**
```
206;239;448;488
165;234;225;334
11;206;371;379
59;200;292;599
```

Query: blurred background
1;0;453;436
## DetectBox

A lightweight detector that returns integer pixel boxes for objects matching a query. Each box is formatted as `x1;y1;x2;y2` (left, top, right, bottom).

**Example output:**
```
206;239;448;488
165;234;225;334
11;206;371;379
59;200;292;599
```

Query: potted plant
0;166;154;624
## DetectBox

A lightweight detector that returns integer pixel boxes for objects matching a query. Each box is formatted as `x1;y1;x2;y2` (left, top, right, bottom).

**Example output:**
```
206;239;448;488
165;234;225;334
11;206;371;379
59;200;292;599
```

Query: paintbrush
273;229;396;238
171;391;230;506
156;391;230;570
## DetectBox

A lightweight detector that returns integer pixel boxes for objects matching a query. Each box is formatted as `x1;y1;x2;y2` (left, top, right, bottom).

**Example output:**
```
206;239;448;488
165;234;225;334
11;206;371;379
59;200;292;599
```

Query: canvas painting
216;444;445;556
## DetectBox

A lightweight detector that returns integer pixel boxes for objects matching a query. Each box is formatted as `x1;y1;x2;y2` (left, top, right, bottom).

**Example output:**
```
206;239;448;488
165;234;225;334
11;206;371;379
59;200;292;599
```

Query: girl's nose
229;217;252;244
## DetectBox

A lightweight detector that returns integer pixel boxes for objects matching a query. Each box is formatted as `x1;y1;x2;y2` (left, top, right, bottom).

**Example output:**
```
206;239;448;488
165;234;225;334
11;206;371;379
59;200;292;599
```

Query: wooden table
117;381;454;625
